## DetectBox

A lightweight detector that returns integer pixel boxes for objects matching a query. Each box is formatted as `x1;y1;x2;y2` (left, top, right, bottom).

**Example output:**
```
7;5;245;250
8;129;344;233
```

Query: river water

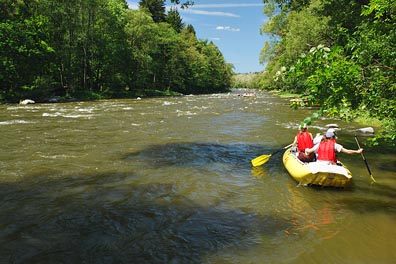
0;89;395;263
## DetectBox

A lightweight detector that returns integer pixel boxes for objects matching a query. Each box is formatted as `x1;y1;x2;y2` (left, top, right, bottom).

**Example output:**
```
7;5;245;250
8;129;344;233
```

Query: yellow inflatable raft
282;148;352;188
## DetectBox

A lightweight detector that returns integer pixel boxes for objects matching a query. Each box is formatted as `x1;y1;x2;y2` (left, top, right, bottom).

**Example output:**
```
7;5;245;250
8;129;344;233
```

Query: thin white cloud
216;26;240;32
191;4;264;9
127;2;263;17
127;2;264;9
173;3;265;18
181;9;239;17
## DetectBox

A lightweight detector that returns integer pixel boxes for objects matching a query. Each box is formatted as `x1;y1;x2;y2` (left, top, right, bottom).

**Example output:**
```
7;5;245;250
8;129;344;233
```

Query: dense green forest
233;0;395;145
0;0;232;103
2;0;395;144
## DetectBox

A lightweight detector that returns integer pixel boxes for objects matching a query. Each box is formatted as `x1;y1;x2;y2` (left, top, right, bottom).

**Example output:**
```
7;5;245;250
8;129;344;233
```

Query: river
0;89;395;263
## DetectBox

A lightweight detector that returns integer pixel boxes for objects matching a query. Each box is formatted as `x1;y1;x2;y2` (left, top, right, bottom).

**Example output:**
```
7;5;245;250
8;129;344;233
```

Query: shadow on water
123;141;289;168
337;181;396;214
0;170;293;263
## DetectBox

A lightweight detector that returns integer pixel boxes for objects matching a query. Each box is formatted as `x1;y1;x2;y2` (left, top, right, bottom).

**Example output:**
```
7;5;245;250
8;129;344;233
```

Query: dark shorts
297;152;315;162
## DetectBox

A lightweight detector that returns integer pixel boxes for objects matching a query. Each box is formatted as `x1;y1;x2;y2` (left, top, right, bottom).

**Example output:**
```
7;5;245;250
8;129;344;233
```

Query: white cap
326;128;336;138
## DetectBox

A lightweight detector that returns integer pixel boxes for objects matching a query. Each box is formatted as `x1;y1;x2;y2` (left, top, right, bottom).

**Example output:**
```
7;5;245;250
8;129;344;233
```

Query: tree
260;0;396;144
0;0;233;102
166;7;184;33
124;9;157;90
0;0;54;102
260;0;330;88
139;0;166;23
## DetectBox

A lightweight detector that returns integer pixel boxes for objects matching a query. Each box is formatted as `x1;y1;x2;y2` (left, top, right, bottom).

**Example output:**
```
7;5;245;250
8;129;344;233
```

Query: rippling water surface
0;89;395;263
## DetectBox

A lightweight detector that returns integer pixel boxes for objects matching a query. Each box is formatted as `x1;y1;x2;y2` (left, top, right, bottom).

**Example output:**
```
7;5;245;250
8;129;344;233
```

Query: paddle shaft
354;135;376;182
273;144;293;155
251;144;293;167
271;145;289;156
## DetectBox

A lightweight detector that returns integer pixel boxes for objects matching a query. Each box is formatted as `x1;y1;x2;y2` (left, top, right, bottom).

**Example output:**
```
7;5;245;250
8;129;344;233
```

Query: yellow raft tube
282;148;352;188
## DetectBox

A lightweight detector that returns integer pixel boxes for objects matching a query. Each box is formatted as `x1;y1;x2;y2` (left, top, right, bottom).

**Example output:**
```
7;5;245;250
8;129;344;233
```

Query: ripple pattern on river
0;90;395;263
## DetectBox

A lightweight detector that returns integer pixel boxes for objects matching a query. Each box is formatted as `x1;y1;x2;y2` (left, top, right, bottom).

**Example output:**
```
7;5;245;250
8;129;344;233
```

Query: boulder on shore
325;124;339;128
19;99;35;105
357;127;375;134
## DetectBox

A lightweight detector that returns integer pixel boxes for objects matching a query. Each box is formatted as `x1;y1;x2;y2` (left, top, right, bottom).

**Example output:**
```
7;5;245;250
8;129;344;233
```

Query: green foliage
231;72;270;89
0;0;232;103
259;0;331;89
304;46;363;116
166;7;184;33
260;0;396;145
139;0;166;23
0;12;54;102
169;0;194;9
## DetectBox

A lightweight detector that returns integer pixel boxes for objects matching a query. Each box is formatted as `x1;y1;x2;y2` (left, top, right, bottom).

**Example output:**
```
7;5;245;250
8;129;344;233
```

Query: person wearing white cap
313;128;336;145
292;123;315;162
305;128;363;164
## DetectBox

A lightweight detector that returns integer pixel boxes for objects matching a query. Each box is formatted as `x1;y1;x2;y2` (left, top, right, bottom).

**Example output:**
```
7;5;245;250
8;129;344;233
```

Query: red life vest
296;131;313;152
317;139;337;162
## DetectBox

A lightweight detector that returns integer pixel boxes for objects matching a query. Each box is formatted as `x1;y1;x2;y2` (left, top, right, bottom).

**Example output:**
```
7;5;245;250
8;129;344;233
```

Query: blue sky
127;1;269;73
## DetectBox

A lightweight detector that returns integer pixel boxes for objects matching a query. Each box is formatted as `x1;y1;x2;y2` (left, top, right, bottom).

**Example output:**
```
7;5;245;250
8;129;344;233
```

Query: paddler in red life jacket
292;123;315;162
305;128;364;165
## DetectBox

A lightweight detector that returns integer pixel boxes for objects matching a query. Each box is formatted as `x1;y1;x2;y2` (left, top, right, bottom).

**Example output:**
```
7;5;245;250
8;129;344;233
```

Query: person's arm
334;143;363;154
305;144;319;155
340;147;363;154
292;136;297;147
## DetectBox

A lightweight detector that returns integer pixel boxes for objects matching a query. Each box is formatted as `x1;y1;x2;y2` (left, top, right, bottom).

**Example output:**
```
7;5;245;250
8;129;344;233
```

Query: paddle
354;135;376;183
251;144;293;167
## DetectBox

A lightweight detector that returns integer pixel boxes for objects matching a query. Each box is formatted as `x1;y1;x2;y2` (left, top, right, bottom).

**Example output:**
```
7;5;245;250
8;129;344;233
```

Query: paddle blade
251;154;272;167
370;174;376;183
